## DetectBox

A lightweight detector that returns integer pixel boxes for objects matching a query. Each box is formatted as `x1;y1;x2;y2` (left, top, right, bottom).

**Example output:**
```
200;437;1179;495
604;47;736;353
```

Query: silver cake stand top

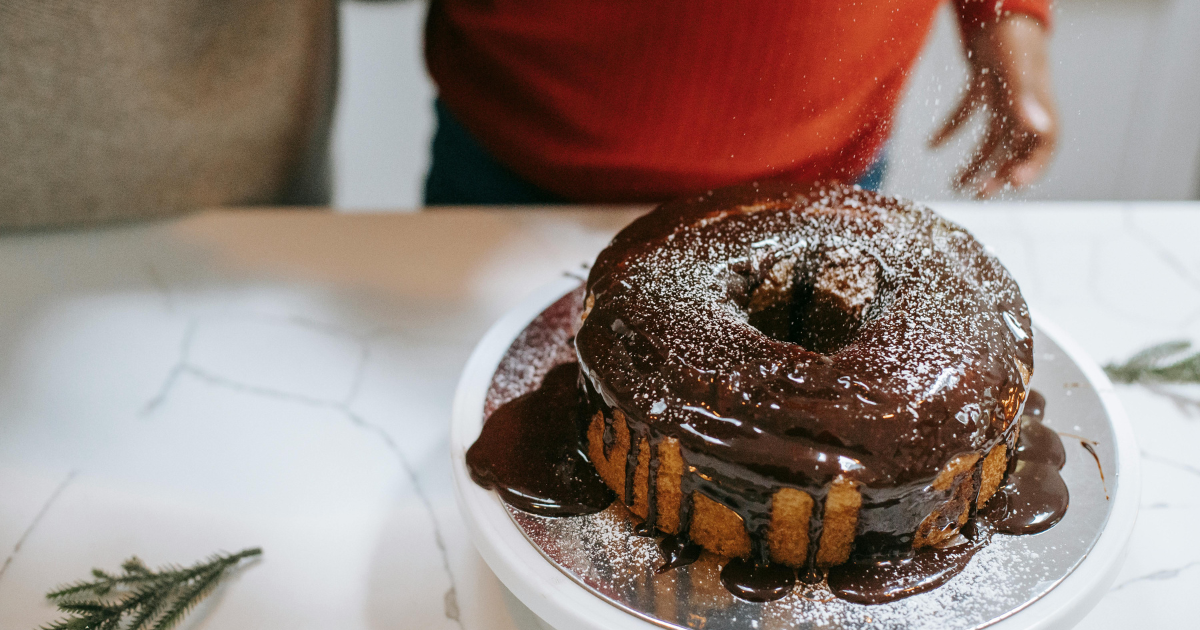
505;326;1118;630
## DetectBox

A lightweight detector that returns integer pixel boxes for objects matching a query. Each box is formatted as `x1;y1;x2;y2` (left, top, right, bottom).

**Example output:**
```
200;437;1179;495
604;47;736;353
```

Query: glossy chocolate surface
467;362;614;516
471;285;1069;605
576;182;1034;557
719;558;796;602
830;402;1068;604
656;534;702;574
980;396;1069;535
828;523;990;605
470;286;616;517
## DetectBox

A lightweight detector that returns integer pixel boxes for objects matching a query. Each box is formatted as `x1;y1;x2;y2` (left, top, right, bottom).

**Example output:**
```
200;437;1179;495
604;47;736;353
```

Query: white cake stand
452;277;1139;630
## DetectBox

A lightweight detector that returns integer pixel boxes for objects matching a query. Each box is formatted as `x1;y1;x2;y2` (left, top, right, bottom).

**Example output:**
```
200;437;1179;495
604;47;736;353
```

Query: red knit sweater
426;0;1051;203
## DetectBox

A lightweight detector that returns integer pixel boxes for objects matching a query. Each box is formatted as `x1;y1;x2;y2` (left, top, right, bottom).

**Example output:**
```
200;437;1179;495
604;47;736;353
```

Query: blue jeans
424;99;886;205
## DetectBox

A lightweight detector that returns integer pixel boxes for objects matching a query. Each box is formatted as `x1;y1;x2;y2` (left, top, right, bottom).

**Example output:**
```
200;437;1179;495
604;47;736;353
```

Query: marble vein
1111;560;1200;591
1122;211;1200;325
0;470;78;586
143;318;464;627
1142;451;1200;478
143;320;199;415
1123;211;1200;295
1084;234;1162;328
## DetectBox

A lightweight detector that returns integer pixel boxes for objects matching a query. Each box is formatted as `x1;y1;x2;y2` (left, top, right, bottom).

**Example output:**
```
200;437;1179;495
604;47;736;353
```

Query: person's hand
930;14;1057;198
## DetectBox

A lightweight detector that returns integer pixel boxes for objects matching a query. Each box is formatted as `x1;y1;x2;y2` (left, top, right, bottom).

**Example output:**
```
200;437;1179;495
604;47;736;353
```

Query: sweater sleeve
954;0;1052;34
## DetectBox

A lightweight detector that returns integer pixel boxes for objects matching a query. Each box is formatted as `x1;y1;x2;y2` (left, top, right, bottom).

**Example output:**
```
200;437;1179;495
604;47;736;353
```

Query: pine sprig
41;548;261;630
1104;340;1200;384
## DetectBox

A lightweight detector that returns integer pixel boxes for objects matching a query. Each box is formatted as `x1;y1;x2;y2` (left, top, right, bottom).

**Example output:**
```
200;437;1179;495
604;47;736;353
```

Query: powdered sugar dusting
484;285;585;419
576;183;1033;489
484;272;1113;624
483;274;1114;629
511;503;1073;630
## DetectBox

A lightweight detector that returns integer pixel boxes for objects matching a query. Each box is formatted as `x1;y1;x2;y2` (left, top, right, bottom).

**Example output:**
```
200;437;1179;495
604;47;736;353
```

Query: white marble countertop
0;203;1196;629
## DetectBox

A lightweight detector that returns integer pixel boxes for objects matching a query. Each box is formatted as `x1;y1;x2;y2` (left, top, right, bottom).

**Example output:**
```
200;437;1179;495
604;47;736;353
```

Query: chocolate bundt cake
575;182;1033;568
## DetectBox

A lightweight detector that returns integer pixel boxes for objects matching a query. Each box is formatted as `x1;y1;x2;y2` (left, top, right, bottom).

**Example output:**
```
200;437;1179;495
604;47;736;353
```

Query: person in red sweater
424;0;1056;204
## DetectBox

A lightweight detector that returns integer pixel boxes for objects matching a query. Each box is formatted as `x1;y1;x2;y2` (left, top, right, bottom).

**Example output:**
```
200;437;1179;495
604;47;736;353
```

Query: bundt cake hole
574;183;1035;574
744;252;880;355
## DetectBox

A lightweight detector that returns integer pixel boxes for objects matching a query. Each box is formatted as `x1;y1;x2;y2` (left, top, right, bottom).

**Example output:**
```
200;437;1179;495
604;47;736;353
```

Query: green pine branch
41;548;261;630
1104;340;1200;384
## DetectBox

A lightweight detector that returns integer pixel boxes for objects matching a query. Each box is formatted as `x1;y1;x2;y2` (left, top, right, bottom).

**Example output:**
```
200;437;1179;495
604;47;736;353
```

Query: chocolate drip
1023;389;1046;420
676;460;697;538
624;424;644;508
1017;420;1066;469
644;432;664;533
656;535;702;574
980;400;1069;535
748;499;774;566
468;362;614;516
601;413;616;459
720;558;796;602
1079;441;1108;499
804;492;828;575
681;446;777;565
981;466;1068;534
828;523;991;605
577;182;1035;574
981;463;1069;535
471;271;1073;606
967;454;986;520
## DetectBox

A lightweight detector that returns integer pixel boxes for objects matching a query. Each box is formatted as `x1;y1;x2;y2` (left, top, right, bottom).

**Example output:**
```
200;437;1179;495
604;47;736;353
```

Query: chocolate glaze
468;362;614;516
828;522;991;605
1079;441;1108;500
982;462;1069;535
719;558;796;602
656;535;702;574
576;182;1033;563
470;182;1081;606
980;404;1069;535
1016;420;1066;470
1023;389;1046;420
472;286;1072;605
830;395;1068;603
